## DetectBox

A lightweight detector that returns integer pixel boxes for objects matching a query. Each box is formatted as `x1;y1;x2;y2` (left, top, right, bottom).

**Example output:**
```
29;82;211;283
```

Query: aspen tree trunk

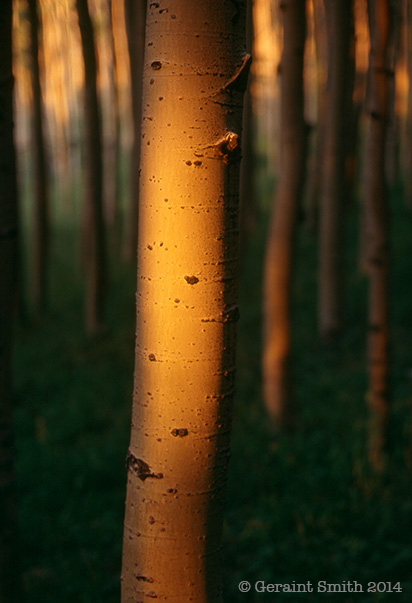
121;2;248;600
106;0;122;247
364;0;392;471
28;0;50;314
305;0;327;233
404;0;412;209
0;2;19;599
262;0;306;428
76;0;106;334
318;0;352;340
239;0;256;249
123;0;146;263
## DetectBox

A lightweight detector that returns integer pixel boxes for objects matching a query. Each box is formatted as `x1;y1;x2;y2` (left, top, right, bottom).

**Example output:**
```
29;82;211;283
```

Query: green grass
13;183;412;602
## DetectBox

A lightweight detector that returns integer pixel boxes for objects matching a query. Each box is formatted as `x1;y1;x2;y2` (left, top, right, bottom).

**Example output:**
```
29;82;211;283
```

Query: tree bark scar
222;53;252;94
184;275;199;285
171;428;189;437
201;304;240;323
136;574;154;583
126;450;164;481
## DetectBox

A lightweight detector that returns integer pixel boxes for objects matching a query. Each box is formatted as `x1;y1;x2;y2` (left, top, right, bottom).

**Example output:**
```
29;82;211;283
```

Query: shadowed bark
123;0;146;263
363;0;393;471
28;0;50;315
318;0;353;341
76;0;106;334
0;2;20;600
263;0;307;428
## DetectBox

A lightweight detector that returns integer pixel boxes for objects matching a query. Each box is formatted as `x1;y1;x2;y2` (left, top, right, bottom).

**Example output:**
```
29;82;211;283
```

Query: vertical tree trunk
364;0;392;471
123;0;146;263
0;2;19;600
305;0;327;233
121;2;248;601
262;0;306;428
403;0;412;209
105;0;122;249
76;0;106;334
239;0;256;249
28;0;50;315
318;0;352;341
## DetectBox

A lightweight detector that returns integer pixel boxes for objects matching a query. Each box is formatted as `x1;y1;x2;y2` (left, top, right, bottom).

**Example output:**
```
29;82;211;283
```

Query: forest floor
14;181;412;602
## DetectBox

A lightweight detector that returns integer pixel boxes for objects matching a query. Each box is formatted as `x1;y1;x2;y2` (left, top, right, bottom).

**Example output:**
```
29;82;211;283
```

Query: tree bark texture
28;0;50;314
318;0;352;340
121;2;248;601
0;2;19;600
364;0;392;471
76;0;106;334
262;0;306;428
124;0;146;263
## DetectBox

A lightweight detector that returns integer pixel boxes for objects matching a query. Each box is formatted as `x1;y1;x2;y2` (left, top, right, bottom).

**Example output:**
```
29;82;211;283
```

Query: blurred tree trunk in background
384;2;399;188
363;0;393;471
121;1;248;600
318;0;352;341
123;0;146;263
105;0;122;251
404;0;412;209
305;0;327;233
263;0;306;428
0;2;20;600
76;0;106;334
239;0;256;249
28;0;50;315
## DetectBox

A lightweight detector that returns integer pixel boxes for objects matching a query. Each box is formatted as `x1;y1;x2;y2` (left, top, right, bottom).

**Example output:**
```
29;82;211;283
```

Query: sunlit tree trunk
76;0;106;334
262;0;306;428
364;0;392;471
28;0;50;314
123;0;146;263
0;2;19;599
121;2;248;600
318;0;352;340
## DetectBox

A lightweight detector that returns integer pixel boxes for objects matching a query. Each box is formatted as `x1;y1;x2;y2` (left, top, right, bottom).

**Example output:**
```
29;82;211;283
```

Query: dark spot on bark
224;305;240;323
149;2;159;7
159;7;168;13
150;78;154;85
148;353;156;361
185;160;192;166
126;451;164;481
216;132;240;164
151;61;162;70
158;96;163;101
147;244;153;250
194;160;202;166
136;574;154;583
164;198;169;202
171;428;188;437
185;275;199;285
148;516;155;524
167;488;177;494
171;14;176;19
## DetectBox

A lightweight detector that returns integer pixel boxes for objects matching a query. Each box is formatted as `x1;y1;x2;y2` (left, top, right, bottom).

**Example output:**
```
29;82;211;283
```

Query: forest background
5;0;412;601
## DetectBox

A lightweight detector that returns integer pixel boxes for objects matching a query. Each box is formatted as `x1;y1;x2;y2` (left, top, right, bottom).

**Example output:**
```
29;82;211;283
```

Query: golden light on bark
121;2;247;601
